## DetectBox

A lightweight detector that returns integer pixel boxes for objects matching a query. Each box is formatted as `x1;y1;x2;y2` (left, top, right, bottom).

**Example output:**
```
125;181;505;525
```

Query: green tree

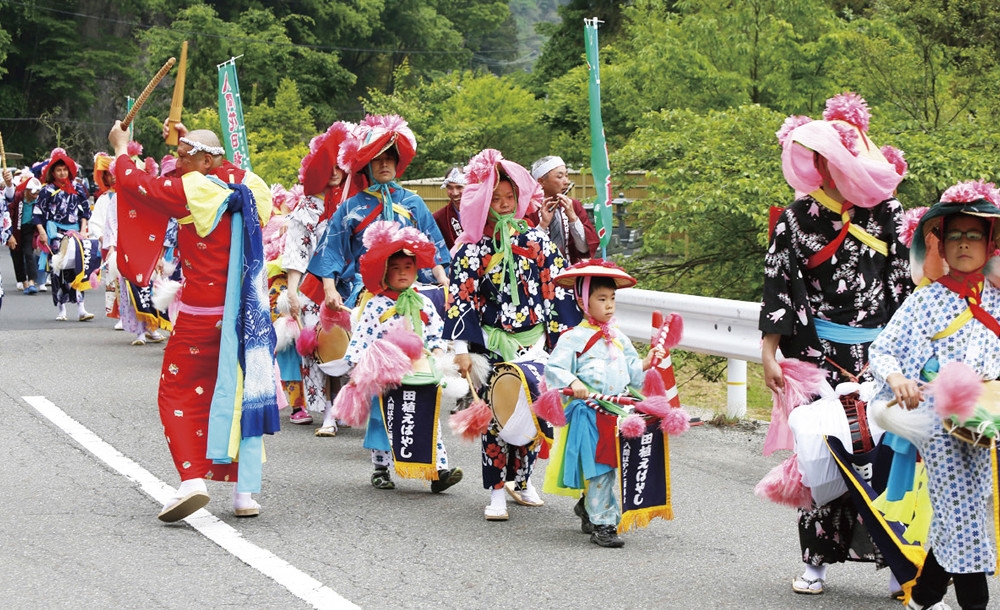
613;105;788;301
364;64;550;177
245;78;315;187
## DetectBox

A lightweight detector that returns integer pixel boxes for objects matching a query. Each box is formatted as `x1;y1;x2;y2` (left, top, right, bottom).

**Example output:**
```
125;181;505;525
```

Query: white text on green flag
218;59;252;171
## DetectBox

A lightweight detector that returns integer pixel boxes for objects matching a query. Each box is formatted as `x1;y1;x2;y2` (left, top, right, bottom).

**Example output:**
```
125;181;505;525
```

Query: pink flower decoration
831;122;860;156
362;219;402;250
127;141;143;157
464;148;504;184
897;206;928;248
880;145;908;177
941;180;1000;206
775;115;813;147
823;92;871;133
932;361;983;422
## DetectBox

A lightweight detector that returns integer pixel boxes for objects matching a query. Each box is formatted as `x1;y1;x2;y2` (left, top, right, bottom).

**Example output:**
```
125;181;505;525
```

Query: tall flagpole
585;18;613;259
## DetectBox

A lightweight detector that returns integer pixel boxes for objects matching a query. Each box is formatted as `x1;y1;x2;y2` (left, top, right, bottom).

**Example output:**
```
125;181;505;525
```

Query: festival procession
4;6;1000;610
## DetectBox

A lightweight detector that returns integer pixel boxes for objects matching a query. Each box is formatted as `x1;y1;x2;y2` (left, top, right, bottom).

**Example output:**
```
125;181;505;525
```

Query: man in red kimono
109;121;276;523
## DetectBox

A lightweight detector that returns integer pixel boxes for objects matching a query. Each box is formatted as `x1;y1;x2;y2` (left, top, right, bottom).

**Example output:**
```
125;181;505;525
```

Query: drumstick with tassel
448;373;492;442
120;56;176;130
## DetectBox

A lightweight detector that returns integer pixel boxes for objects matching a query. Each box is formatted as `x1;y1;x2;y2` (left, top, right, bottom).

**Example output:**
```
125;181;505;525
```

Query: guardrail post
726;359;747;419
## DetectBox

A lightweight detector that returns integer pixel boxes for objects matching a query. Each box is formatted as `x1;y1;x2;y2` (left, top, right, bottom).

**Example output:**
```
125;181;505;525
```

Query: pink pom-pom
144;157;159;176
397;225;430;246
532;389;567;427
352;339;411;390
932;361;983;422
361;219;400;250
88;269;101;288
659;312;683;349
754;454;813;509
295;326;318;357
448;399;492;442
50;147;67;157
464;149;504;184
331;383;372;427
619;413;647;439
823;92;871;133
778;359;827;410
634;395;672;419
880;145;908;177
382;327;425;361
319;302;353;332
337;137;360;173
897;206;928;248
941;180;1000;207
659;406;691;436
127;141;143;157
831;122;860;156
643;368;667;398
775;115;813;147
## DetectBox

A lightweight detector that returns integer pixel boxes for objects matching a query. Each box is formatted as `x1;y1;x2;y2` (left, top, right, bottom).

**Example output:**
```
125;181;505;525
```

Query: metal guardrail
615;288;763;418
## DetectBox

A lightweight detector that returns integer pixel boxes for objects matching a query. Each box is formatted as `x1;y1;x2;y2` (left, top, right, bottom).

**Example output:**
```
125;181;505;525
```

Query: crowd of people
2;89;998;608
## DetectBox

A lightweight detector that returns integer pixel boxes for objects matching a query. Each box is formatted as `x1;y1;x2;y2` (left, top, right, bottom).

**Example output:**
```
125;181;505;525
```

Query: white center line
23;395;358;610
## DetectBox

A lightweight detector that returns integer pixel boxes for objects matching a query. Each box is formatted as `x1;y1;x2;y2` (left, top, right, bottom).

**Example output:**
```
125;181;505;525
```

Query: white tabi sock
802;563;828;582
164;478;207;510
233;485;259;511
489;487;507;510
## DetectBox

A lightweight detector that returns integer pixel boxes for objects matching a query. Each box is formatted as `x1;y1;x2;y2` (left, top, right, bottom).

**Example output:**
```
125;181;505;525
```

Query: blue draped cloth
560;398;613;489
206;182;280;493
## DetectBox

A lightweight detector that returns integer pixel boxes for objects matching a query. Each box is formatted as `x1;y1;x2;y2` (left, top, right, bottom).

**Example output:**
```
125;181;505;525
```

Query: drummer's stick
164;41;188;146
559;388;637;406
120;57;176;130
0;131;7;175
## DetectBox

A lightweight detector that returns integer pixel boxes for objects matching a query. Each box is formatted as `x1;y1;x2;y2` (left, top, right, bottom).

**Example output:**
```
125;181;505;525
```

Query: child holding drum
543;260;663;548
338;220;463;493
870;181;1000;610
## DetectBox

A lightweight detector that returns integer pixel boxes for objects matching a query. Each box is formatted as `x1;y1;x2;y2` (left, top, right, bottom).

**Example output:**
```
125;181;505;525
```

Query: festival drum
944;380;1000;447
487;360;552;446
315;325;350;364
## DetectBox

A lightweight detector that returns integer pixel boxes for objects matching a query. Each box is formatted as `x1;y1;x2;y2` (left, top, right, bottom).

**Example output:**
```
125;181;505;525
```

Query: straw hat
554;259;637;290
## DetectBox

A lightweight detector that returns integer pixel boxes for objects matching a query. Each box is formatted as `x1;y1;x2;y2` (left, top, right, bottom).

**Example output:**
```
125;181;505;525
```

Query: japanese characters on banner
217;58;253;170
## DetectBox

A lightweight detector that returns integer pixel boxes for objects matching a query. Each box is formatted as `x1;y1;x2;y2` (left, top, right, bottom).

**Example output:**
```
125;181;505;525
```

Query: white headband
25;177;42;193
179;136;225;157
440;167;466;188
530;156;565;180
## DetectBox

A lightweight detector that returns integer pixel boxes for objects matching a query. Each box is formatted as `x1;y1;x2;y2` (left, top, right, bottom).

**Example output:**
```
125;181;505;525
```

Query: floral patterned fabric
444;227;580;351
281;194;327;275
870;281;1000;573
307;188;449;305
345;291;445;365
760;195;911;384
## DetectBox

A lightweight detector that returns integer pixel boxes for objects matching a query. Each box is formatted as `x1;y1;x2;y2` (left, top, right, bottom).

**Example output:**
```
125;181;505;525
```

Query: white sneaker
114;320;123;330
16;282;23;291
38;284;48;292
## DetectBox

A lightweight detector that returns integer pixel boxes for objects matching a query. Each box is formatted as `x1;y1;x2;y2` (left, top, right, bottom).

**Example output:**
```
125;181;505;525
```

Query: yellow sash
811;189;888;257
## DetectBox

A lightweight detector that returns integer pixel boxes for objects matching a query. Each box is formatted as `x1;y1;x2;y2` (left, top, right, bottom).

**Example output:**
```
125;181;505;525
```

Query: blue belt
813;318;883;343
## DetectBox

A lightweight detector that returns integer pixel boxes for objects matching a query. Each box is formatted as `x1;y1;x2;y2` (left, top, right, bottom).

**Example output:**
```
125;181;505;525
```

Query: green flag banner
585;18;613;258
126;97;135;141
217;59;252;170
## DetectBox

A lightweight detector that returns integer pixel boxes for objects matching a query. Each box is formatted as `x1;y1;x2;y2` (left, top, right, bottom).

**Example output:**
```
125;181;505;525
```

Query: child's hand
643;346;665;371
569;379;589;399
886;372;922;410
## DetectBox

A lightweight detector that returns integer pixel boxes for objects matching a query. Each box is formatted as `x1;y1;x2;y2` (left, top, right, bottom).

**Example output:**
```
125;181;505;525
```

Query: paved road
0;253;988;609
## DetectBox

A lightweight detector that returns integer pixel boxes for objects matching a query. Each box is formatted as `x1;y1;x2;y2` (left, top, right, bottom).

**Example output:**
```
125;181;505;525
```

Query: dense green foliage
4;0;1000;304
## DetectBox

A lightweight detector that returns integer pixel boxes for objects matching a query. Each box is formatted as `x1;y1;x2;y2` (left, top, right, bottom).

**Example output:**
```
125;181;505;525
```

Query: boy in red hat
332;220;462;492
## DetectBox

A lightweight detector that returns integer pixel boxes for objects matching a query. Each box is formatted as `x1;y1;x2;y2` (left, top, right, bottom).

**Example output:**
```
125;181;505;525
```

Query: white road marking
23;395;358;610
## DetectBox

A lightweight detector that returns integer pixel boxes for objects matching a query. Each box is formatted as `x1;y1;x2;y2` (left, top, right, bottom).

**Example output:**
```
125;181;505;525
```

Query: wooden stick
0;131;6;175
121;57;176;130
165;41;188;146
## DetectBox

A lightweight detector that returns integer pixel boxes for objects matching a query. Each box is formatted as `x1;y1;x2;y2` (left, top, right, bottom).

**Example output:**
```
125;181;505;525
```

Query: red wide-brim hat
554;259;637;289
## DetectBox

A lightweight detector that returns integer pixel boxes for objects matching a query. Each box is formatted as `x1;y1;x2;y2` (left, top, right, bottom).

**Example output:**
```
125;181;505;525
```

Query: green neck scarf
490;209;529;306
392;286;425;336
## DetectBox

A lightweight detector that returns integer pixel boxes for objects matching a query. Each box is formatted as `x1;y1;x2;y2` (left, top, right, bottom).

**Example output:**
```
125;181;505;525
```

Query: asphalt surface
0;252;991;609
